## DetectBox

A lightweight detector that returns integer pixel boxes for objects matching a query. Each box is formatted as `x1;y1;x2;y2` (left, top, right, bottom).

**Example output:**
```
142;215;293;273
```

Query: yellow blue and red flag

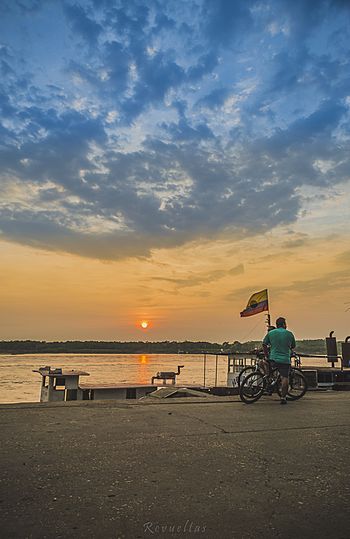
240;289;269;317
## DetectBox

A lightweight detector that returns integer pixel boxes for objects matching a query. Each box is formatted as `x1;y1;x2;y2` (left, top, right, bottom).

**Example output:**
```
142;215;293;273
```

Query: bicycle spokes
239;372;265;403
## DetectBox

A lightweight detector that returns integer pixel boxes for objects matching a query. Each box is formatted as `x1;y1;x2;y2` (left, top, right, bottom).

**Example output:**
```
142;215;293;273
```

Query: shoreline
0;338;329;357
0;351;210;356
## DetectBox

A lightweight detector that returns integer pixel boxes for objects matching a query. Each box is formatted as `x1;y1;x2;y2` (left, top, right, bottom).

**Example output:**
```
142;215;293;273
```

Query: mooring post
341;336;350;369
215;354;218;387
326;331;338;368
203;352;206;387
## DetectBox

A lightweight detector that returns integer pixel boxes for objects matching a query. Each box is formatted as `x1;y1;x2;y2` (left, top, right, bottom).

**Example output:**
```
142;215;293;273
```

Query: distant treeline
0;339;329;355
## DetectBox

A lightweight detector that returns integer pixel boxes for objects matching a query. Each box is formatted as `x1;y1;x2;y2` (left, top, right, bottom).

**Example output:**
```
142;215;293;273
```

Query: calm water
0;353;230;404
0;353;330;404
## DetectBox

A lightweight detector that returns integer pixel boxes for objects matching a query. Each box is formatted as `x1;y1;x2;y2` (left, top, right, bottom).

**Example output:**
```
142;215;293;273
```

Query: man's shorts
269;361;290;378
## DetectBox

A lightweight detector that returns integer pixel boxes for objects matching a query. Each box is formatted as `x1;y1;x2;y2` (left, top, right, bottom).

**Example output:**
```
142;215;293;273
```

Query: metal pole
215;354;218;387
266;288;271;329
203;352;206;387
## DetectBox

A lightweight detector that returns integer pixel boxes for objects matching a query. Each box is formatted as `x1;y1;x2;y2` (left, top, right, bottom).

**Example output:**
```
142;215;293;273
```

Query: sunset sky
1;0;349;342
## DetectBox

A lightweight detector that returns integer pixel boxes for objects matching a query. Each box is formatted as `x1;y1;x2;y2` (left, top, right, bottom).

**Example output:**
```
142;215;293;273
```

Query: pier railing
203;350;349;389
297;353;343;369
203;351;258;388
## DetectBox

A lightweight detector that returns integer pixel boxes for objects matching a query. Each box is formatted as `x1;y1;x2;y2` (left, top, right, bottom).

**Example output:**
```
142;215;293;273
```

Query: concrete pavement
1;392;350;539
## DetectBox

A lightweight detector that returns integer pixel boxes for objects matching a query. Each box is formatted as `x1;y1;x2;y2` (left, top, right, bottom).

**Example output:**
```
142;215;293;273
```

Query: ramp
149;387;214;399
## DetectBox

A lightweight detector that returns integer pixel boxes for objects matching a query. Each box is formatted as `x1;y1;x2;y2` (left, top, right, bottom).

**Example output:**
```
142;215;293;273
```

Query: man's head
276;317;287;328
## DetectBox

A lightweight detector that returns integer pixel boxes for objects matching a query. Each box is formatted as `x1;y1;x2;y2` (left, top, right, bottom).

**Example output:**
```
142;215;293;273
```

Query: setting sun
141;321;149;329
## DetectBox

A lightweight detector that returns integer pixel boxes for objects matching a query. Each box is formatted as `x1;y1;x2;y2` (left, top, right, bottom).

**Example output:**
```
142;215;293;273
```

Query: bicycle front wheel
287;369;308;400
239;372;265;404
277;368;308;400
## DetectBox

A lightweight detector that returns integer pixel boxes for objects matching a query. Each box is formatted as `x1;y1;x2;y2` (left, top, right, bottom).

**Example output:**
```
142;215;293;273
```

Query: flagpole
266;288;271;329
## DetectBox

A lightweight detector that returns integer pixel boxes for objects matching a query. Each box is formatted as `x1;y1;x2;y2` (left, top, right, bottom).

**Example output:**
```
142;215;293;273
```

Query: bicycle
237;351;302;387
239;364;308;404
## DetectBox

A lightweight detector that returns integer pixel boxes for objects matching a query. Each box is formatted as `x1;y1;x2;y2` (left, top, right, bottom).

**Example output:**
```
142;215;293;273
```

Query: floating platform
79;383;157;400
33;367;213;402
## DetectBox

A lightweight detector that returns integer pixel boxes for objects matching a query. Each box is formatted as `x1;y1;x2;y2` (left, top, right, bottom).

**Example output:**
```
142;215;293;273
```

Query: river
0;353;230;404
0;352;332;404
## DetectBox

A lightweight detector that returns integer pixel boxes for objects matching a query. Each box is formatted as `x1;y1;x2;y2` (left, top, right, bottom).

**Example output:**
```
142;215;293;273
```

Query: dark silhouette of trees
0;339;329;355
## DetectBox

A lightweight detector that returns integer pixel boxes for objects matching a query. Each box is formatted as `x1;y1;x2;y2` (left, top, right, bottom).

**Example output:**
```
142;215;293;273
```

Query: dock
32;347;350;404
32;366;211;402
1;392;349;538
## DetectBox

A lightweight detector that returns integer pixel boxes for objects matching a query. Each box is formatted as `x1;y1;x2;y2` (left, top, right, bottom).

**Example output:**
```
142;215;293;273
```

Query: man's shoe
280;398;287;405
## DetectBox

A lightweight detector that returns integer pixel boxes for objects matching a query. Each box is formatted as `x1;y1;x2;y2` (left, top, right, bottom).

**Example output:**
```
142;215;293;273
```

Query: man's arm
262;334;270;358
290;332;296;350
263;343;270;358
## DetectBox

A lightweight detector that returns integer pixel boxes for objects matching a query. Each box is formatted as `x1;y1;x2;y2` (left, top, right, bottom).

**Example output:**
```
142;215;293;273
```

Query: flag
240;289;268;317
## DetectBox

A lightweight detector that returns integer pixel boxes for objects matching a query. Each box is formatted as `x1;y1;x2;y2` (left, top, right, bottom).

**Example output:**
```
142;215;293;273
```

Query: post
48;376;55;401
341;336;350;370
203;352;206;387
326;331;338;368
40;375;46;402
266;289;271;329
215;354;218;387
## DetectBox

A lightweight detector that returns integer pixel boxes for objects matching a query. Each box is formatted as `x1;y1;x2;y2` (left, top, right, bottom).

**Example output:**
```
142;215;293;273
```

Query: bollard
325;331;338;366
341;336;350;369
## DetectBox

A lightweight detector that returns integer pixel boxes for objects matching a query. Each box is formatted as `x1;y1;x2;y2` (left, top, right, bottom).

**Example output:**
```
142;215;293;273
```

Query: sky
0;0;349;342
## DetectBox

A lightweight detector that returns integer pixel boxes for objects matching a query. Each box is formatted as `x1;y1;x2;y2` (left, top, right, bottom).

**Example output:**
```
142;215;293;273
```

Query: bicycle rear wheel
239;372;265;404
238;366;256;387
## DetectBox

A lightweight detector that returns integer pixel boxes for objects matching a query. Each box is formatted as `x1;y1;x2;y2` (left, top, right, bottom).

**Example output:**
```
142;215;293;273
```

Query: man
262;317;296;405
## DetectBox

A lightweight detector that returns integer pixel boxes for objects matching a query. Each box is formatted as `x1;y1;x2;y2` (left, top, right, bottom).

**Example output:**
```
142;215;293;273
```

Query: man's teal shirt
263;327;296;363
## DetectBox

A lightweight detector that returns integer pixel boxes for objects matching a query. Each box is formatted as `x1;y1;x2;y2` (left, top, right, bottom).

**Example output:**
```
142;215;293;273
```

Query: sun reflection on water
137;354;150;384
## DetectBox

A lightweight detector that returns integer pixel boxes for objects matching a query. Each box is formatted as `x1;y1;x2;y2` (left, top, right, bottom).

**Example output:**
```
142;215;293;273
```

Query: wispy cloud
152;264;244;290
336;250;350;265
284;270;350;294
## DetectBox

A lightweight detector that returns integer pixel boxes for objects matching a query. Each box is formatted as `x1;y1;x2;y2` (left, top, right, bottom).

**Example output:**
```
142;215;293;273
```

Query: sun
140;321;149;329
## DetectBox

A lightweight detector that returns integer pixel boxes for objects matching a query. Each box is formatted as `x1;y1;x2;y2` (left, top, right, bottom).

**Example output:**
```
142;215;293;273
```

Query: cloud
0;96;348;259
281;238;308;249
225;267;350;303
202;0;254;47
63;3;102;46
285;269;350;294
0;0;44;14
196;88;230;109
0;0;349;260
336;250;350;265
161;118;214;142
225;284;264;303
151;264;244;290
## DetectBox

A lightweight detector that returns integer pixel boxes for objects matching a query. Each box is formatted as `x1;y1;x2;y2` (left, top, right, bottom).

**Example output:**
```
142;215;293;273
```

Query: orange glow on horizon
1;232;350;342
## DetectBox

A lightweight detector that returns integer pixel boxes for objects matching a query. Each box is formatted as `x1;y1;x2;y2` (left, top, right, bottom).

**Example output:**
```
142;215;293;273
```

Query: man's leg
280;375;289;398
279;364;290;404
259;359;270;376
